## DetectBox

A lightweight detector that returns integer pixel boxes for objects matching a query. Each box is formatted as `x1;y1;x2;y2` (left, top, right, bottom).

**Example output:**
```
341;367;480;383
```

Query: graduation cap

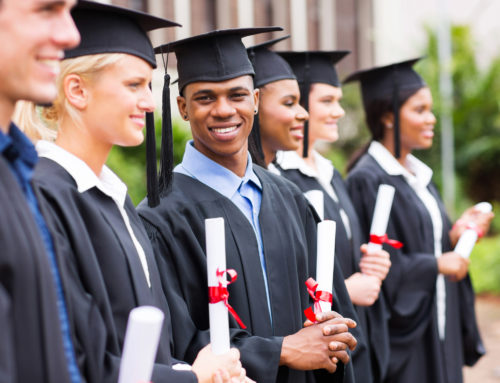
66;0;180;208
245;35;295;165
278;50;350;157
343;57;426;158
151;27;282;204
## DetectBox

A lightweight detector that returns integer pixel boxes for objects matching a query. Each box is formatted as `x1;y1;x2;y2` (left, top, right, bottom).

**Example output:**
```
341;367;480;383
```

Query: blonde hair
15;53;125;142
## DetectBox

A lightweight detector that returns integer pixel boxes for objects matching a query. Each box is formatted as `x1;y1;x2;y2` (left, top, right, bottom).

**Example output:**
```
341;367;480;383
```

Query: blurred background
98;1;500;379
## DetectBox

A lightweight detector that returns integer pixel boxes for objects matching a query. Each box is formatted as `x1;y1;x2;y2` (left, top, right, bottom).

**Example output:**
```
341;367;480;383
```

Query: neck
262;143;276;168
297;139;317;170
0;97;15;134
380;135;410;167
56;118;111;176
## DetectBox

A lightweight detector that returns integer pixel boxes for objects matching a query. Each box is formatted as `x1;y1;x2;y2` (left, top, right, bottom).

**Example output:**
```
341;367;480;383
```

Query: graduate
0;0;81;381
17;2;247;382
275;50;392;383
137;28;359;383
344;58;493;383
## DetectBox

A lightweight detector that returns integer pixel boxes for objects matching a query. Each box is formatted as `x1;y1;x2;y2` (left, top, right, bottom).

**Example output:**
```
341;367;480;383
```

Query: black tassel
302;54;311;158
393;69;401;159
146;110;159;207
159;73;174;196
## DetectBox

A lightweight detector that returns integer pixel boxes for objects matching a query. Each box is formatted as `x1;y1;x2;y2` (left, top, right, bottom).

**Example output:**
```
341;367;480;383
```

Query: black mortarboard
152;27;282;204
246;35;295;165
67;1;180;208
278;50;350;157
66;0;179;68
343;57;426;158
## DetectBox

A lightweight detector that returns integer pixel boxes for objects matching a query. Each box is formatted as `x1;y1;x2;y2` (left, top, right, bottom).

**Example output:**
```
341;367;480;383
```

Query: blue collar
0;123;38;168
175;141;262;200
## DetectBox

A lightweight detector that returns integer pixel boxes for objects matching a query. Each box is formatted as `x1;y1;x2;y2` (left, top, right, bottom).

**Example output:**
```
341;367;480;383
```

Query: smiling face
258;79;308;163
177;75;259;170
398;87;436;152
83;54;155;148
0;0;80;127
308;82;345;145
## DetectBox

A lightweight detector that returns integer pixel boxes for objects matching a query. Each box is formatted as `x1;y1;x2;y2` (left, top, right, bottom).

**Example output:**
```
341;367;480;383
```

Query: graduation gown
33;157;197;383
346;153;484;383
0;156;72;383
138;167;352;383
279;165;390;383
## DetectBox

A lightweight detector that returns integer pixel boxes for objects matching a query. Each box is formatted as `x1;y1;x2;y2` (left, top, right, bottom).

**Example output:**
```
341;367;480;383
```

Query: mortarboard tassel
302;55;311;158
146;109;159;207
159;73;174;196
393;68;401;159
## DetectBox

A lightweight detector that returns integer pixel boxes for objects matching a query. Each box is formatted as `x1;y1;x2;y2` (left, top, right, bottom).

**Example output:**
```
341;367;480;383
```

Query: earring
184;114;188;120
386;123;393;129
254;109;258;115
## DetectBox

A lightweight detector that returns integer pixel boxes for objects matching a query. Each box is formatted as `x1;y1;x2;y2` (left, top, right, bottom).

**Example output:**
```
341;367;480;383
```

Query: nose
139;87;156;113
53;10;81;50
211;97;236;118
428;111;437;125
332;103;345;119
296;104;309;121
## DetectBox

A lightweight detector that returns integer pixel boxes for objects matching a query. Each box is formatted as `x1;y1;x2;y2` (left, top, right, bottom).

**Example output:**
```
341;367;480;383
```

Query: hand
359;244;392;281
303;310;357;329
450;206;494;246
280;316;357;372
344;272;381;306
192;345;244;383
437;252;470;281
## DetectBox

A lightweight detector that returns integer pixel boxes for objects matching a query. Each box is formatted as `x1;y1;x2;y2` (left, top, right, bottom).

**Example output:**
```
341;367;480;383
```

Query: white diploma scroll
454;202;493;259
316;220;336;312
206;217;230;355
367;184;396;252
304;190;325;221
118;306;164;383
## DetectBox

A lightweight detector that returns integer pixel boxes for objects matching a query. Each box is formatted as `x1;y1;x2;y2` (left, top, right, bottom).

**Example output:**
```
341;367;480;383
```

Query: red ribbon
370;234;403;249
453;219;484;239
303;278;332;323
208;268;246;329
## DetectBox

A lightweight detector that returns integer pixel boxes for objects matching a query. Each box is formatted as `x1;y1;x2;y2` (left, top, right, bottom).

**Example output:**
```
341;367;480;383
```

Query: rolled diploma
304;190;324;221
118;306;164;383
454;202;493;259
206;217;230;355
367;184;396;252
316;220;336;312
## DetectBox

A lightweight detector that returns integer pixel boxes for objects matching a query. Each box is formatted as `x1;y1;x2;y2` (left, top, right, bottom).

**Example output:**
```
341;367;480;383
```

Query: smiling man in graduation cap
18;1;249;383
138;28;358;383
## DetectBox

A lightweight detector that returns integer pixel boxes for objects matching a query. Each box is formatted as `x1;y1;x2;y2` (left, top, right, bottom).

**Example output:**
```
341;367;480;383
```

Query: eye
230;93;248;101
194;95;214;103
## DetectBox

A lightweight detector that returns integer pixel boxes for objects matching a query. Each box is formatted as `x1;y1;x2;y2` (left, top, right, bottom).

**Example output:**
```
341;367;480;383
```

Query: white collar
36;140;127;207
368;141;433;188
277;149;334;183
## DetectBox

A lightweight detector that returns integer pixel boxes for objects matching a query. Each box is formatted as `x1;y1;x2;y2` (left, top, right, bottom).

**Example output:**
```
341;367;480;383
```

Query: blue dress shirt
0;124;81;383
175;141;272;322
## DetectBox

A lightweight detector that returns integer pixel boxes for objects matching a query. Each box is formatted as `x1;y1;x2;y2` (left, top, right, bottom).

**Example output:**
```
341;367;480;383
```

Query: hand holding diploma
452;202;494;258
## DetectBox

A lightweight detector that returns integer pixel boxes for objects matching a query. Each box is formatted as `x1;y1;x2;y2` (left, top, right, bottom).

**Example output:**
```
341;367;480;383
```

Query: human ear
177;95;188;120
64;74;88;110
381;112;394;129
253;88;260;114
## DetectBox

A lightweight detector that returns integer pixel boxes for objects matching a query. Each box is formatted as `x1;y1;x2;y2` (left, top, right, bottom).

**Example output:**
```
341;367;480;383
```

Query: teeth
212;126;237;133
39;59;60;69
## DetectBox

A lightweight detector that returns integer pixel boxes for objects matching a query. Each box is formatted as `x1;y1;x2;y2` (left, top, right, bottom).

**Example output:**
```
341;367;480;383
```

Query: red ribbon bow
208;268;246;329
369;233;403;249
453;219;484;239
303;277;332;323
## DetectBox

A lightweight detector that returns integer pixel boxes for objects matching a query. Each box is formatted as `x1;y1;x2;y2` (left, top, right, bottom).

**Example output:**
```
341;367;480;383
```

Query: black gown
0;156;72;383
33;157;197;383
346;153;484;383
138;167;355;383
279;164;390;383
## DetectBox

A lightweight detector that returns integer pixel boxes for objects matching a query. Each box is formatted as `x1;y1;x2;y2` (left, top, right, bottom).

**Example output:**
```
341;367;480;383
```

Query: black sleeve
0;284;15;383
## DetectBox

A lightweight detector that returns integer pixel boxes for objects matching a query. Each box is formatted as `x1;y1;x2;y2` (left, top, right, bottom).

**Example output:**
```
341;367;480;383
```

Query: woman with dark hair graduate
275;50;392;383
344;58;493;383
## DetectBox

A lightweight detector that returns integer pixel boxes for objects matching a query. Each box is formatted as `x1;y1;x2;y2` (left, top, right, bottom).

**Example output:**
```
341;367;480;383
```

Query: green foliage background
106;25;500;292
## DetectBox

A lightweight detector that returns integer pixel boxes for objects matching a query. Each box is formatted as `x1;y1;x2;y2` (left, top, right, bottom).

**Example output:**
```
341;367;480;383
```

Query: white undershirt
36;140;151;288
277;150;352;238
368;141;446;339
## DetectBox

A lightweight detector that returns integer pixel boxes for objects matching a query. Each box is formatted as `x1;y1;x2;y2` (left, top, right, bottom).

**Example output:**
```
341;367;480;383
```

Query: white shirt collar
368;141;433;188
277;149;334;184
36;140;128;207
